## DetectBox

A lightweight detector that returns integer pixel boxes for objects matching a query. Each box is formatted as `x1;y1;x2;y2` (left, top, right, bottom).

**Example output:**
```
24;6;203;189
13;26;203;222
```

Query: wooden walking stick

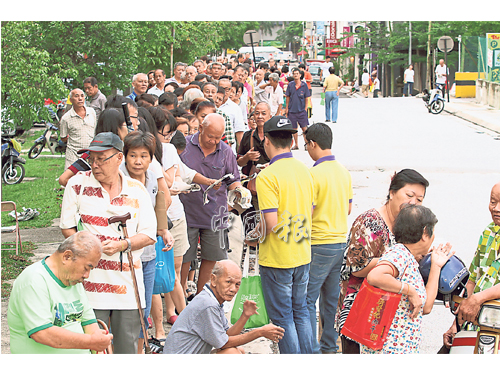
108;212;152;354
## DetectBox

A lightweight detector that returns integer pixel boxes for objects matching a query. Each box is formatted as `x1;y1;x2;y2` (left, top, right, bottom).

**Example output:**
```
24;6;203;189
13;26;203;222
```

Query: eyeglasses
88;152;120;166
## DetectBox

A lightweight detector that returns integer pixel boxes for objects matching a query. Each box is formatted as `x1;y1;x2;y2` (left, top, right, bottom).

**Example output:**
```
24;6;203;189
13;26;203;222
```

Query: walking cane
108;212;152;354
94;319;113;354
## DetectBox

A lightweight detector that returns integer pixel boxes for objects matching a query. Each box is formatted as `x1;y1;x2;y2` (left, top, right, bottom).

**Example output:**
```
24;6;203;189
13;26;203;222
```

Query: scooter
28;122;66;159
448;296;500;354
1;135;26;184
422;87;445;115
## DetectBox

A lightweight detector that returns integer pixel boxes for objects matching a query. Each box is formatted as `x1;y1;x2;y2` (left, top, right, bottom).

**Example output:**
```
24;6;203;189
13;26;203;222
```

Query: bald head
58;231;102;259
212;259;241;279
202;113;225;134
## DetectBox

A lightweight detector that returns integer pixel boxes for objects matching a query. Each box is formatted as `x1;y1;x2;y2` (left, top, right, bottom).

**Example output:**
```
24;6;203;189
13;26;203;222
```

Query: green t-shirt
7;257;97;354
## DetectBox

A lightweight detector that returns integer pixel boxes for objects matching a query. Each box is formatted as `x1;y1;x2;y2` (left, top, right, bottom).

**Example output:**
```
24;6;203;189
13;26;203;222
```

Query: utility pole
409;21;412;66
426;21;432;90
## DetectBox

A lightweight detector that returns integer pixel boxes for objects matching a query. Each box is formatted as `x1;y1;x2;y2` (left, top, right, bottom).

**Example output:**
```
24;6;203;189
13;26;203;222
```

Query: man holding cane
59;132;157;354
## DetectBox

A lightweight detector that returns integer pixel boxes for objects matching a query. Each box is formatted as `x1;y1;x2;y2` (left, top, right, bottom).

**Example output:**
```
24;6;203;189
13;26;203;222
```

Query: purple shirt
179;133;240;229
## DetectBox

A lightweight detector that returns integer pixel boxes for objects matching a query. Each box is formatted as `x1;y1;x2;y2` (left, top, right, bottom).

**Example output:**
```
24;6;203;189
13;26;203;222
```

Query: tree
1;21;69;129
277;22;303;53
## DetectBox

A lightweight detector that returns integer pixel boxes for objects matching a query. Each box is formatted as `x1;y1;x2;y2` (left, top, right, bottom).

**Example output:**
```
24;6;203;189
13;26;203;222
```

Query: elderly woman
336;169;429;353
361;204;454;354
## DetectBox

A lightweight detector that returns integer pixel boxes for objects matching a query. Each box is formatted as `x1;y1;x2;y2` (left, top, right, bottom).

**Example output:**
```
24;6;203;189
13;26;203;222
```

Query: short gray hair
57;232;102;259
212;261;226;278
269;73;279;82
174;62;187;70
132;73;146;83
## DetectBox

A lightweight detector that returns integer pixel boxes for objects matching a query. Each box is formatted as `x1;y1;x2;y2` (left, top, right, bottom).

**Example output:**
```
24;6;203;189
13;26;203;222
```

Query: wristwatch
123;238;132;253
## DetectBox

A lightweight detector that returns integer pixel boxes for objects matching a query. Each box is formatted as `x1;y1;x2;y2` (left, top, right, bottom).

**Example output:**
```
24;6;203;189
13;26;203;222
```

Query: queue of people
7;54;500;356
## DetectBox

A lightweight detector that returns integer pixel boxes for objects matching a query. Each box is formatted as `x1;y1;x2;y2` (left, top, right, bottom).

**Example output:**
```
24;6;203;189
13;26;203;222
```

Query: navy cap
77;132;123;154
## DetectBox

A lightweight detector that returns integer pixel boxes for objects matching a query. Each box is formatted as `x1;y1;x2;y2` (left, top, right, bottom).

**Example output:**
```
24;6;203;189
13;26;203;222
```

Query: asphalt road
295;87;500;353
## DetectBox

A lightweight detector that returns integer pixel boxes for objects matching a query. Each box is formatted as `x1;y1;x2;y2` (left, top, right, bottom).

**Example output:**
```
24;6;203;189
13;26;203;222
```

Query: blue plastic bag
153;235;175;294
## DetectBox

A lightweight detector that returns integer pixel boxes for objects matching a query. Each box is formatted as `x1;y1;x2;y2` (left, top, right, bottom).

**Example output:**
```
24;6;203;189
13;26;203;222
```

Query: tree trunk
426;21;432;90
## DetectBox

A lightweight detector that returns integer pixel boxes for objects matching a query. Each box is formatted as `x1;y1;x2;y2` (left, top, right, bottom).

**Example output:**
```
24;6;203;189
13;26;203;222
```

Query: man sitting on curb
8;232;113;354
163;259;285;354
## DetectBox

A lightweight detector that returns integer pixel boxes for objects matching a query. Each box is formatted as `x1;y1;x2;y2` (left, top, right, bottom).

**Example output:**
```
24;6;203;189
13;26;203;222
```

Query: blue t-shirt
285;81;310;113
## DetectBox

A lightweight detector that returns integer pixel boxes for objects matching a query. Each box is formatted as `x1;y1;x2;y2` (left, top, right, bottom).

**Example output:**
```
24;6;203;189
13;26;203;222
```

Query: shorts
183;226;229;263
169;216;190;258
287;111;309;130
361;84;369;94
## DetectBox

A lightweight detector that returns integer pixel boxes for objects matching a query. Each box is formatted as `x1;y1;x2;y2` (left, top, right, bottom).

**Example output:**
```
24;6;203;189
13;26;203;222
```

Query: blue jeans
139;258;156;339
306;243;345;353
325;91;339;122
403;82;414;96
260;264;314;354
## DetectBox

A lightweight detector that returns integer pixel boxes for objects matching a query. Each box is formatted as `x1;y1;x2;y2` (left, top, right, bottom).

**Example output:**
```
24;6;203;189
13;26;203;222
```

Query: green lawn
1;154;65;229
1;242;36;298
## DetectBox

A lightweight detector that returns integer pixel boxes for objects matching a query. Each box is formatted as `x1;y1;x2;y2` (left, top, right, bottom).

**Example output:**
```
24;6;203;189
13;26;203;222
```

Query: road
293;86;500;353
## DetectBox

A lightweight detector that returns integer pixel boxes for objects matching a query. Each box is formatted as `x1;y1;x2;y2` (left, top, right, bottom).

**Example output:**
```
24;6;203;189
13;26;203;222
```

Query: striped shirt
59;106;97;168
60;169;157;310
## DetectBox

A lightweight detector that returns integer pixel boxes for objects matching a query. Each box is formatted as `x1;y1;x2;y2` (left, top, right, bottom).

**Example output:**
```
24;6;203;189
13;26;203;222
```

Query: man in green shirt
8;231;112;354
443;181;500;348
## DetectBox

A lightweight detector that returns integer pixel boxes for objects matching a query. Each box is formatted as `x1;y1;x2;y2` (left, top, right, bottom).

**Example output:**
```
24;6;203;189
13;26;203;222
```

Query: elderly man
246;116;315;354
163;260;284;354
185;65;198;84
435;59;449;90
59;88;97;169
127;73;149;101
443;182;500;348
83;77;107;120
264;73;284;116
8;232;113;354
208;62;223;82
147;69;167;97
193;59;206;74
166;62;187;86
253;69;268;105
218;78;246;148
179;113;242;295
59;132;157;354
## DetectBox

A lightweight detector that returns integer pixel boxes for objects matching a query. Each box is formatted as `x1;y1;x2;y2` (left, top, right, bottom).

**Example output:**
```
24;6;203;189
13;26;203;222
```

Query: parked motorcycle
1;135;26;185
28;122;66;159
422;87;445;114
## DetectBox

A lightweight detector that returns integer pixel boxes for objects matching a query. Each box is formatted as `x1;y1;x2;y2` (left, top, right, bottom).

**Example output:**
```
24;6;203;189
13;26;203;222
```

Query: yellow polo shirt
256;152;314;268
310;155;352;245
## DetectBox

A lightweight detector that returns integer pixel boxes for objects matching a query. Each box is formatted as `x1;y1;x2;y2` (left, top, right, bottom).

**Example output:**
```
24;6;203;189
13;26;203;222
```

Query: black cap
77;132;123;154
263;116;298;134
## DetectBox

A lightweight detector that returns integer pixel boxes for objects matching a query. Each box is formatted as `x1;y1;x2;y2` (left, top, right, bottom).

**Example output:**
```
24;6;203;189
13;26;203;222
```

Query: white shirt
266;84;284;116
404;69;414;83
147;85;165;97
220;98;246;133
361;72;370;85
59;169;157;310
435;64;448;84
321;62;333;79
161;143;185;221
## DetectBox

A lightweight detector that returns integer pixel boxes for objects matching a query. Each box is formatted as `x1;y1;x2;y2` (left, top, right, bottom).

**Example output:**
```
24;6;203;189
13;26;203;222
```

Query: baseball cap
263;116;298;134
77;132;123;154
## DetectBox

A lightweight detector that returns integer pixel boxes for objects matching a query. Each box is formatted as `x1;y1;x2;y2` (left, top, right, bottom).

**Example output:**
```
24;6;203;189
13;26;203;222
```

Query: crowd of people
7;52;500;355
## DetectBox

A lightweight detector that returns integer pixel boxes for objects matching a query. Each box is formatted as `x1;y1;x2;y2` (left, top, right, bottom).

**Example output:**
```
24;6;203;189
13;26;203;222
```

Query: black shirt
237;128;269;176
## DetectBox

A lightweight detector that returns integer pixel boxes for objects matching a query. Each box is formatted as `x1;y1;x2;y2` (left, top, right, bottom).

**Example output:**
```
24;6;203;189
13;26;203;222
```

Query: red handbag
341;278;402;350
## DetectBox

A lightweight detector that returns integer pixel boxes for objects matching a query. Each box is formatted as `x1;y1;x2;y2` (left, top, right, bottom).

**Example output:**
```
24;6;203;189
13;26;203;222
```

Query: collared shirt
216;109;235;146
311;155;353;245
179;133;240;229
469;223;500;293
163;283;229;354
266;84;284;116
7;258;97;354
147;85;164;97
237;128;269;176
256;152;314;268
59;106;97;168
219;98;246;134
86;90;107;119
253;79;269;104
323;74;344;92
285;80;310;113
60;169;157;310
127;91;138;101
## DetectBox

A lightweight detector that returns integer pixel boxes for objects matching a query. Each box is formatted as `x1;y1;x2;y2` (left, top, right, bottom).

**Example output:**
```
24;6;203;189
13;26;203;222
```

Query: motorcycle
448;296;500;354
422;87;445;115
28;122;66;159
1;135;26;185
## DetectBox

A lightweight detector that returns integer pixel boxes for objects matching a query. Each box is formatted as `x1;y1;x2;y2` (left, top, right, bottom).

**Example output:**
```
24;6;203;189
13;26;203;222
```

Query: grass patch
1;242;36;298
1;155;65;229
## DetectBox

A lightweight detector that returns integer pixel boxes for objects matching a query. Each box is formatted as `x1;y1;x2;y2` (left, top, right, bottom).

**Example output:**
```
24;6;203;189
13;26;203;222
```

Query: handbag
246;130;260;196
341;263;408;351
230;245;270;329
152;235;175;295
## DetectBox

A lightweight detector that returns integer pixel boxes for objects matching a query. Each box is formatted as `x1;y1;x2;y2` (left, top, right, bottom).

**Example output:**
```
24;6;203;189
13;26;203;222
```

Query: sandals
167;315;178;325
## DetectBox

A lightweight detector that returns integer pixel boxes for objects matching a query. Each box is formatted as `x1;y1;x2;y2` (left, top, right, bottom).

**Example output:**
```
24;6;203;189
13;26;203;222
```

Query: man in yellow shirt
323;66;345;123
247;115;315;354
304;123;352;354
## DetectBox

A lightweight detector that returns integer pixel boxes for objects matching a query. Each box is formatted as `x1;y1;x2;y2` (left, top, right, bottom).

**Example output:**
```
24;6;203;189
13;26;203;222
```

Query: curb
444;105;500;134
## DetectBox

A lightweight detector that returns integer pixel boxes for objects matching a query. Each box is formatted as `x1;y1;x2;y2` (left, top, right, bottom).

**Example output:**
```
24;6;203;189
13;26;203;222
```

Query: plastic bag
153;235;175;295
230;274;270;329
341;279;401;350
320;92;325;106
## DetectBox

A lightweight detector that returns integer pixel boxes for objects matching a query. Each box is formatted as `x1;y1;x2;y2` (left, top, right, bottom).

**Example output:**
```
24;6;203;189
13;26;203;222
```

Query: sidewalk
443;97;500;134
